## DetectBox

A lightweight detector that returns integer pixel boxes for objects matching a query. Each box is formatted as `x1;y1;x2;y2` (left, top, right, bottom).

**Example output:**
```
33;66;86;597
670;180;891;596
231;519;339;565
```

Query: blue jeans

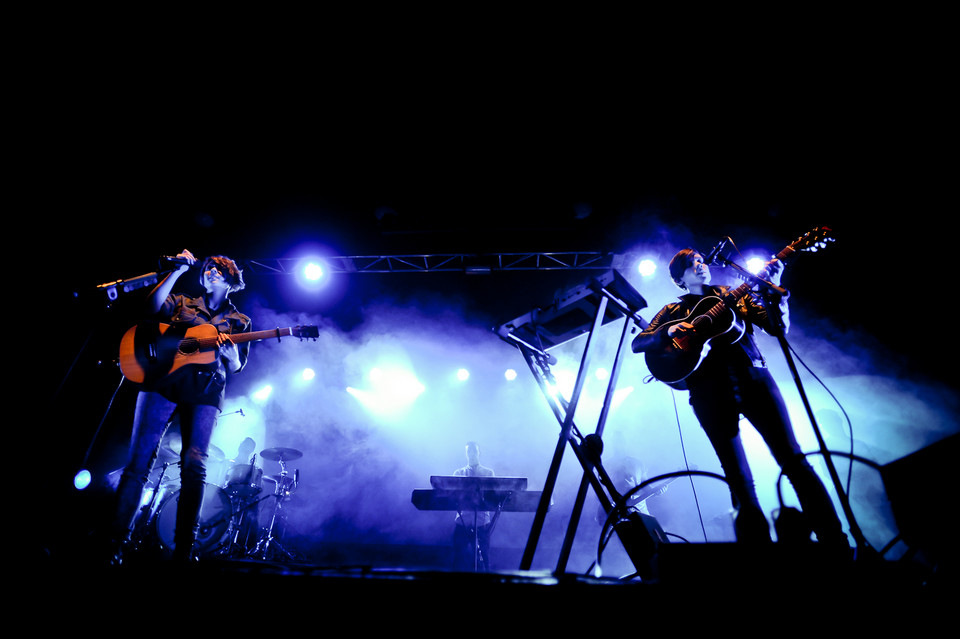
113;391;220;558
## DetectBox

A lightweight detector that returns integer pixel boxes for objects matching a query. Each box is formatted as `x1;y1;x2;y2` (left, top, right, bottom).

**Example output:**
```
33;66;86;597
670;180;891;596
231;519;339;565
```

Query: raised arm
146;249;197;314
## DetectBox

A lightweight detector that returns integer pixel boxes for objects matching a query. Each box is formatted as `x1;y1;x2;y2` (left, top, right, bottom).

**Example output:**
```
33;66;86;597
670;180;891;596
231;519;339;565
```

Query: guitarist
109;249;252;563
631;247;848;551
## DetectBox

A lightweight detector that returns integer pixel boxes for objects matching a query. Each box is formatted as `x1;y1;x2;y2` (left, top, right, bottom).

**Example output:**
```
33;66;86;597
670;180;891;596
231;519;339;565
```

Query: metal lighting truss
241;252;620;275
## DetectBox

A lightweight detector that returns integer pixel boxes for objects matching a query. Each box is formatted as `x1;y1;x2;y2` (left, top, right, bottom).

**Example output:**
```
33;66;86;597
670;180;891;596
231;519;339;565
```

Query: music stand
497;269;665;578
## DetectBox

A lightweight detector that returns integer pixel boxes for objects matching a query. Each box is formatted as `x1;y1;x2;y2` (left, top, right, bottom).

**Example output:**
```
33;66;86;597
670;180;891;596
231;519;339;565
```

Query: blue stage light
637;259;657;277
304;262;324;281
74;469;92;490
348;365;426;417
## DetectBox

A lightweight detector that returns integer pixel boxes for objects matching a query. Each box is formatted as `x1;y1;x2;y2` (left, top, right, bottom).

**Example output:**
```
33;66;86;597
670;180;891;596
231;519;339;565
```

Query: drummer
224;437;263;497
234;437;256;463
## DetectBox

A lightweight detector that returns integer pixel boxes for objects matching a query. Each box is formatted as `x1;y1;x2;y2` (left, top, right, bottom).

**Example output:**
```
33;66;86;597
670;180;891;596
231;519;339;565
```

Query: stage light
295;258;330;291
746;257;766;274
73;469;92;490
303;262;324;281
348;365;426;417
253;385;273;402
286;242;336;294
377;369;425;400
550;368;576;400
595;367;610;381
302;368;316;381
504;368;517;381
637;259;657;277
457;368;470;381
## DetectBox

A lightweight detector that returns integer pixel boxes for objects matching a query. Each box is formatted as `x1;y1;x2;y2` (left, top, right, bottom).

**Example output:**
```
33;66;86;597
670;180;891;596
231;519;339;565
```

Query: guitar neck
232;327;301;345
189;326;303;349
722;242;799;306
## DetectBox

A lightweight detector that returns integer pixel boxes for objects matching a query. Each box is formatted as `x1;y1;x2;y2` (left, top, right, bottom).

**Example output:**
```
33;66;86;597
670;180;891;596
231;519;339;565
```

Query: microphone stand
96;271;162;302
717;256;873;558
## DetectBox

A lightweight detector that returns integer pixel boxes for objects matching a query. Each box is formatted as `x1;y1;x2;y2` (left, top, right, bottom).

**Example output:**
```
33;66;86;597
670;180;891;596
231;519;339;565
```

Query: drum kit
129;434;304;562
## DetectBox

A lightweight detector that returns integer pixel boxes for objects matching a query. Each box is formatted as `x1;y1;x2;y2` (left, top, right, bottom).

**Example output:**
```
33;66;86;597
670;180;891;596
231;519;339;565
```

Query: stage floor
30;540;953;629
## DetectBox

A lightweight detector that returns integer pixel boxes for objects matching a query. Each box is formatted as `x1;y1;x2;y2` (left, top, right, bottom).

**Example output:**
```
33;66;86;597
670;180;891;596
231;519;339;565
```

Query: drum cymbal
158;444;180;461
160;433;182;458
260;447;303;462
159;437;224;461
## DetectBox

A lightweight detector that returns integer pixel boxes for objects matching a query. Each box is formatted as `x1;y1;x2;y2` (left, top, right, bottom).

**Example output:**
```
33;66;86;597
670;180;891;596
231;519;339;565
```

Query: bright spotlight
302;368;316;381
504;368;517;381
595;367;610;381
457;368;470;381
290;248;335;292
349;366;426;417
253;385;273;402
746;257;766;274
548;369;576;400
73;469;92;490
637;259;657;277
304;262;324;281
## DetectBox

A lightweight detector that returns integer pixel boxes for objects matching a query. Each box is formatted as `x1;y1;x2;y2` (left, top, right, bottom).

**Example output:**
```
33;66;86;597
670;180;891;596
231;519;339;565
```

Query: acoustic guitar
119;322;319;384
644;227;834;389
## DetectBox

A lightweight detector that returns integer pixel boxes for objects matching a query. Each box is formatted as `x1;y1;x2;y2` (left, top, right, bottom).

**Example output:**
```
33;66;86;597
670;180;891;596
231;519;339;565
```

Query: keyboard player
452;441;495;571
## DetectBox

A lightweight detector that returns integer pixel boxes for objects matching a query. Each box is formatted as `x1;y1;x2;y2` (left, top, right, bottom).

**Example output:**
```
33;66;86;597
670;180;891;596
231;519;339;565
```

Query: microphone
159;256;193;268
703;237;730;265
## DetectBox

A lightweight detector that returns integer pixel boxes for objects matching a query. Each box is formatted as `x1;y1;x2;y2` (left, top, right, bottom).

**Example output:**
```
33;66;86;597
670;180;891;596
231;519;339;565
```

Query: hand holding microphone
160;249;198;273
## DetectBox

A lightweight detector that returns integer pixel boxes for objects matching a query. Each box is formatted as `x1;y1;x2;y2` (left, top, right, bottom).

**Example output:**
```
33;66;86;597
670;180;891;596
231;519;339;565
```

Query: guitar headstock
791;226;835;253
293;325;320;340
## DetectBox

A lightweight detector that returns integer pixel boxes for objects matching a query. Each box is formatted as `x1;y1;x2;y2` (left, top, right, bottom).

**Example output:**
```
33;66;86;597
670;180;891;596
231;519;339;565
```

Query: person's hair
201;255;245;293
669;248;700;291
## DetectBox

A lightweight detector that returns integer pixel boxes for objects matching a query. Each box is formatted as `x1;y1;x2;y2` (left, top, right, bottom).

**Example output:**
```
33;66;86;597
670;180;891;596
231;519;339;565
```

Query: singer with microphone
630;244;848;553
108;249;252;564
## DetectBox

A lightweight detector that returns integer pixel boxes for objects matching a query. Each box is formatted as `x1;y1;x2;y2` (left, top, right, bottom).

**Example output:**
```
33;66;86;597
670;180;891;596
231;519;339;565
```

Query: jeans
690;366;846;547
113;390;220;559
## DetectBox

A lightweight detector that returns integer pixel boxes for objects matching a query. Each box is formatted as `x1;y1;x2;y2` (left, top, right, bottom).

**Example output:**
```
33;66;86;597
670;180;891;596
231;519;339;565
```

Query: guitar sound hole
179;339;201;355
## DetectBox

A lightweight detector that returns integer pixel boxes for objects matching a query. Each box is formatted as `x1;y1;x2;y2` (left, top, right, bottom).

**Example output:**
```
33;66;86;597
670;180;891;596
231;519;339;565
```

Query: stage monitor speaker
880;432;958;559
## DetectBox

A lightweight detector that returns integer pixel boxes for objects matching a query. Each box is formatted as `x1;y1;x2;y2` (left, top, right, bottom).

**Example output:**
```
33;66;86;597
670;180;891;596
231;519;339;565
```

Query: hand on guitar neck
214;330;242;374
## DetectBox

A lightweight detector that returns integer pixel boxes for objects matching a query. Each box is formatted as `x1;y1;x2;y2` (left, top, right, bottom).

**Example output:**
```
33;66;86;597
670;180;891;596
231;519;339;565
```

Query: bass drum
154;483;232;555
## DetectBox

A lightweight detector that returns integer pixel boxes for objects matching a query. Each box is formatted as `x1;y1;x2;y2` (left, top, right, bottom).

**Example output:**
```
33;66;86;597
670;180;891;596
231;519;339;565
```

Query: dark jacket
632;285;785;389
